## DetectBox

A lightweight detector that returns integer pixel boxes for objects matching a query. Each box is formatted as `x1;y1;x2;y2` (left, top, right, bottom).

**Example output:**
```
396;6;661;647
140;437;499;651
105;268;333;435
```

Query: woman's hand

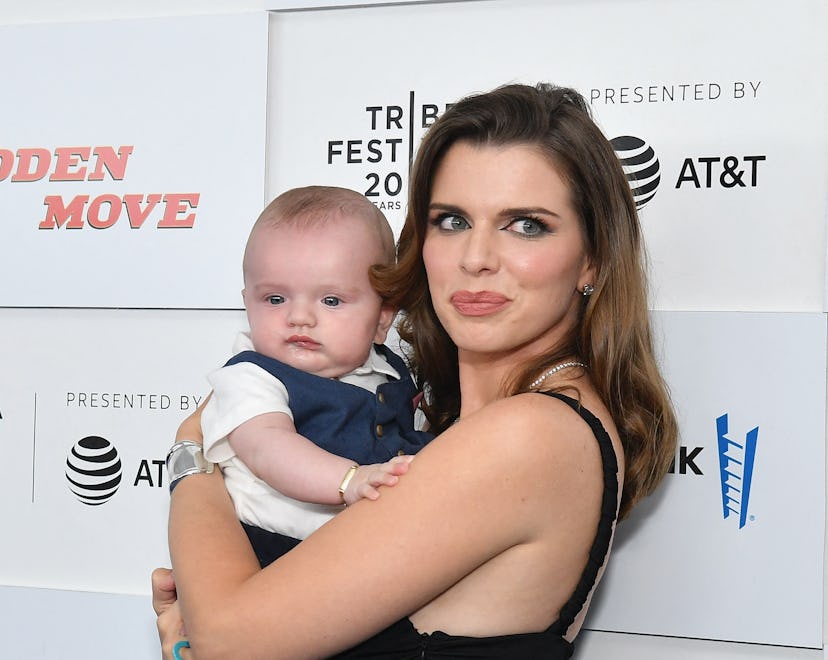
151;567;178;617
152;568;190;659
158;601;190;660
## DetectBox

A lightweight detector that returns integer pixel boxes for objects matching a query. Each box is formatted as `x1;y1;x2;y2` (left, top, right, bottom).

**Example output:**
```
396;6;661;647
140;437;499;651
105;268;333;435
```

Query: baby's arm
228;413;412;506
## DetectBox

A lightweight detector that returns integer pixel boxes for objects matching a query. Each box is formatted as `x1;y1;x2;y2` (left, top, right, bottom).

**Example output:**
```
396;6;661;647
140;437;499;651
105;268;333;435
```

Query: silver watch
166;440;214;493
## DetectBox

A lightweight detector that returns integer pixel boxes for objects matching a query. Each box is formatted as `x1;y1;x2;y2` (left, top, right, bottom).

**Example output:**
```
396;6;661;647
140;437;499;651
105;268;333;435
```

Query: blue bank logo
716;414;758;529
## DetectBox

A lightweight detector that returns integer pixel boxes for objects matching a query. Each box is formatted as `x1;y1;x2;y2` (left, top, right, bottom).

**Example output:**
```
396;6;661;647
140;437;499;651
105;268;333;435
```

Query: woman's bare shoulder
408;389;620;526
404;390;619;634
441;389;619;465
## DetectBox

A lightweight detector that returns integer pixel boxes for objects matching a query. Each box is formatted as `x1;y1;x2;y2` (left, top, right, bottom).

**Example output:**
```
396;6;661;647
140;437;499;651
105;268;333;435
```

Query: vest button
397;449;405;456
375;424;384;437
378;392;386;404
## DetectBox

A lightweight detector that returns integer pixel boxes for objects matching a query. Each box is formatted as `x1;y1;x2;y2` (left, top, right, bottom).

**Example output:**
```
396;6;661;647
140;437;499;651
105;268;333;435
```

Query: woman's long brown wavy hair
372;83;677;518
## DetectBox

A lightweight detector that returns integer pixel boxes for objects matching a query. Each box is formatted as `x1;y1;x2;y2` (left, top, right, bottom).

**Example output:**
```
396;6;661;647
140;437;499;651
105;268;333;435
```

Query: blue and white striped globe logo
610;135;660;209
65;435;123;505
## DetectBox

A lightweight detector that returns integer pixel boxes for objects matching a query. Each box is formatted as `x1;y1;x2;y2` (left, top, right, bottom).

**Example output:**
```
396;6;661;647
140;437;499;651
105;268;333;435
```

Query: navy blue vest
224;344;432;464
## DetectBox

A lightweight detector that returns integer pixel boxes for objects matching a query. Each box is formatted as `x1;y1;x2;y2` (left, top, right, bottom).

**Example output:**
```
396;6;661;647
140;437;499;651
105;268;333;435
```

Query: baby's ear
374;305;397;344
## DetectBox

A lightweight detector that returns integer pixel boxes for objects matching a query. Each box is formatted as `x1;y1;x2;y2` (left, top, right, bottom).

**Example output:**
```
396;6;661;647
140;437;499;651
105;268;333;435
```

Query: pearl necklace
528;361;587;389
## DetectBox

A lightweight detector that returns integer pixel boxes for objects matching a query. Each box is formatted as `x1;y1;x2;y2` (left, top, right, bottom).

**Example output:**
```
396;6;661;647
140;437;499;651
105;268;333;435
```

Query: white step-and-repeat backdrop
0;4;266;597
1;0;826;656
0;12;267;307
266;0;827;646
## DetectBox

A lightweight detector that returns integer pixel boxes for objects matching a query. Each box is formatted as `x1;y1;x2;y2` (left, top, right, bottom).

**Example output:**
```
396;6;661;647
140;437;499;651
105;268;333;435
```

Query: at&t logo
65;435;123;505
610;135;660;209
717;414;759;529
676;155;765;189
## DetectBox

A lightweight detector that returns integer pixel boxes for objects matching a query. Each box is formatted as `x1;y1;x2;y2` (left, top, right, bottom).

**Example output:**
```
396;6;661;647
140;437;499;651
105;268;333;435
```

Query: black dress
334;392;620;659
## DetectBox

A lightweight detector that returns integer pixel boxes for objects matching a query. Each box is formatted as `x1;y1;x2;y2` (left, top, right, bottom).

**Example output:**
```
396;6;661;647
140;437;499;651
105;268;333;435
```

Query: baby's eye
432;213;470;232
267;295;285;305
322;296;342;307
506;216;549;237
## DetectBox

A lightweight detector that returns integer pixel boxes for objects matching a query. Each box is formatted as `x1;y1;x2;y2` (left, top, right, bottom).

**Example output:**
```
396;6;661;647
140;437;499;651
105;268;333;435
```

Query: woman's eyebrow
498;206;560;218
428;203;563;220
428;202;464;213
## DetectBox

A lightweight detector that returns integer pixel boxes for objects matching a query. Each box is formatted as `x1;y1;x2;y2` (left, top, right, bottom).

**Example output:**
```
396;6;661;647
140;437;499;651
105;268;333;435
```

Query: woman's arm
169;393;609;659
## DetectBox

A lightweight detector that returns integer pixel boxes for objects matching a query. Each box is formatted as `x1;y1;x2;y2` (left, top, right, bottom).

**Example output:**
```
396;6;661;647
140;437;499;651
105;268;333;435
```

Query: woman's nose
460;228;498;275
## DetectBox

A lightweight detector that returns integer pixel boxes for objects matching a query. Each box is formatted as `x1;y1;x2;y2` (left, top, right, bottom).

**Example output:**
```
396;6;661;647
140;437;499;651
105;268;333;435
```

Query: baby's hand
343;455;413;505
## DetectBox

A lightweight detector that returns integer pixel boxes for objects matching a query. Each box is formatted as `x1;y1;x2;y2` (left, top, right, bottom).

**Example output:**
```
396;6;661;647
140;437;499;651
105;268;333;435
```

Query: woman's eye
322;296;342;307
267;295;285;305
506;216;549;237
433;213;470;232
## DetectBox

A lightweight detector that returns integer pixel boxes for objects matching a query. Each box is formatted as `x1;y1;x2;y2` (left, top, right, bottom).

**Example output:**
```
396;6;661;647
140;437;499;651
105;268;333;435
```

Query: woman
154;82;677;659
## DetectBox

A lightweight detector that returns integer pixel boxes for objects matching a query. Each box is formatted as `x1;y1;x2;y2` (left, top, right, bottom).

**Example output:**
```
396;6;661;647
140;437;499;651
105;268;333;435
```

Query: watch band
166;440;214;493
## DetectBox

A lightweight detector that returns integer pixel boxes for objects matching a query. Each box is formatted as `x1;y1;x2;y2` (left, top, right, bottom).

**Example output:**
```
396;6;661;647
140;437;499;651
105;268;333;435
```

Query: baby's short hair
244;186;395;277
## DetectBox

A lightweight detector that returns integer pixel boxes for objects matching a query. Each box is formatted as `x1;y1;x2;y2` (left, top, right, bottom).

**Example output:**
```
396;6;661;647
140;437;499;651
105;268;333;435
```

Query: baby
201;186;432;566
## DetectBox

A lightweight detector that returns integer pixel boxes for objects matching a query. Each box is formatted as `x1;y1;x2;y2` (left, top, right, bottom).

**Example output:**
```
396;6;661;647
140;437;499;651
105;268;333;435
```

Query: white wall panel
267;0;481;8
0;12;268;308
577;629;823;660
267;0;828;312
0;586;157;660
586;311;826;647
0;0;265;24
0;307;247;594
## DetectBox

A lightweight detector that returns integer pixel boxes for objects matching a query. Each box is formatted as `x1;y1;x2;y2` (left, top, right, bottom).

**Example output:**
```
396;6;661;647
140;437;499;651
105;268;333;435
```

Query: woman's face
422;141;594;363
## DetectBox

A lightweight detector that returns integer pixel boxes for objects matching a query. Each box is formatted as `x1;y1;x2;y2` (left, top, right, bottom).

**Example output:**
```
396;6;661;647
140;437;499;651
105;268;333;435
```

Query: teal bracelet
173;640;190;660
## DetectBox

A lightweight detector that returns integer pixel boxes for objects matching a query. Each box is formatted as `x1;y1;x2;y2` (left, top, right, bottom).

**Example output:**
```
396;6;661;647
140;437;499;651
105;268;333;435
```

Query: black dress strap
540;392;619;635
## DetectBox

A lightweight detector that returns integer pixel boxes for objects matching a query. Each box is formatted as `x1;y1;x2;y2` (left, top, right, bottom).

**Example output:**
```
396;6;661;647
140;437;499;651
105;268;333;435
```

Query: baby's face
243;216;394;378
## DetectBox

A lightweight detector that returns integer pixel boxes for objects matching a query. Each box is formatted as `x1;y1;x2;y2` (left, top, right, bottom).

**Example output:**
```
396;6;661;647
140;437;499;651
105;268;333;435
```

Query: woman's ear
578;257;597;295
373;305;397;344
